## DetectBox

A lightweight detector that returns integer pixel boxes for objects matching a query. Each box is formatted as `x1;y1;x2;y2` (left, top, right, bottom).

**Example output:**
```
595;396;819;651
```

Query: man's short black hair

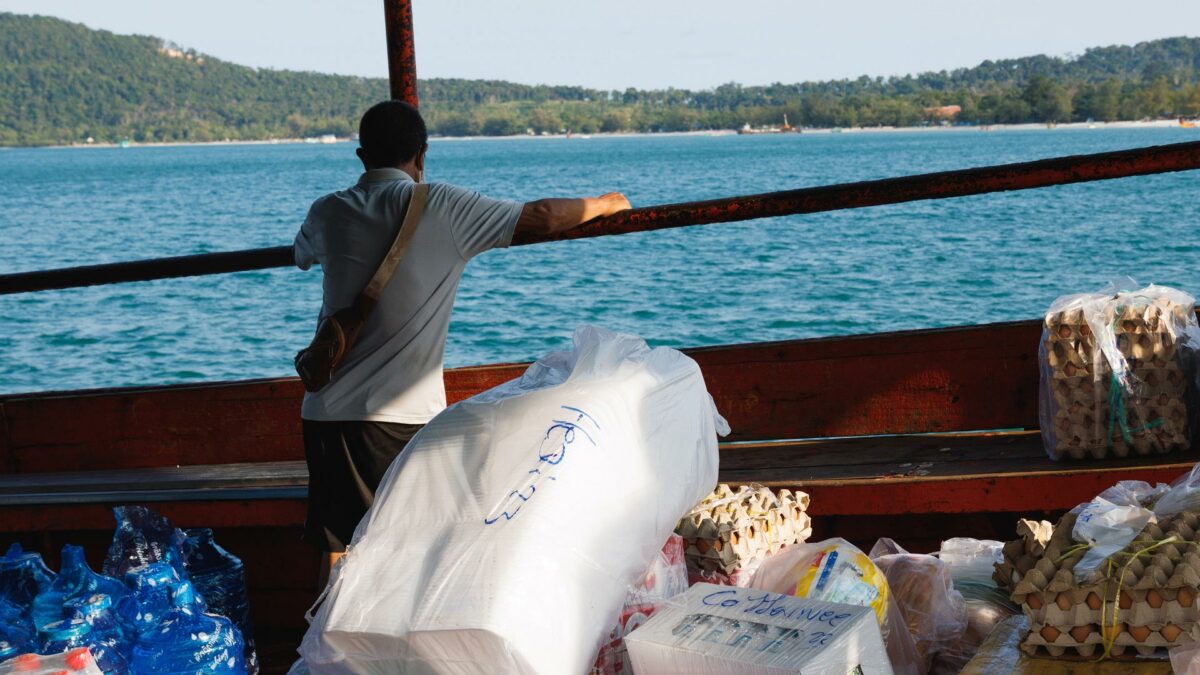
358;100;427;167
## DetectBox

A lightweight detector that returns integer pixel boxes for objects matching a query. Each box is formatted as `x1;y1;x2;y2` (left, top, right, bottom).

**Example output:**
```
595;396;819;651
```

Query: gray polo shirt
294;168;523;423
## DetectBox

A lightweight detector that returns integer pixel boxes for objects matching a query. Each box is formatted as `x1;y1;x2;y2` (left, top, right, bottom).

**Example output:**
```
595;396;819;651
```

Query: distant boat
117;140;131;148
318;134;338;144
1182;118;1198;129
737;115;801;135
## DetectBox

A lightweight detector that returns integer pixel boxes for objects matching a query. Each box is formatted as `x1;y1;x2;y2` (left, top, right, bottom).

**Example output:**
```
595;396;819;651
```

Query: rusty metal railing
1;0;1199;297
1;140;1199;295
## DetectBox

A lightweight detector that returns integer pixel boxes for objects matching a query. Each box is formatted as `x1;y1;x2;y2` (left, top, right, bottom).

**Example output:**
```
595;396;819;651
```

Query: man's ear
415;145;427;172
355;147;370;168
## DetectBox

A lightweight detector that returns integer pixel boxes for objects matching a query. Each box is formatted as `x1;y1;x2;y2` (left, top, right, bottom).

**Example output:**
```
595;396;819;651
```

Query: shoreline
21;118;1192;150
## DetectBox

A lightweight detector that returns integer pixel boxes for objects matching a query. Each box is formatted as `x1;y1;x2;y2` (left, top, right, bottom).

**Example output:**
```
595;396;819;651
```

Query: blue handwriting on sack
483;406;600;525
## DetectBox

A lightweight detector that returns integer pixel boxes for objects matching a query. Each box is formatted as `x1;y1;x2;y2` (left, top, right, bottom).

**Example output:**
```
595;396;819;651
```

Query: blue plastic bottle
182;529;257;673
67;594;134;669
0;597;35;654
30;546;132;632
129;581;246;675
0;544;56;614
0;640;21;663
104;508;188;581
123;563;181;636
38;618;91;654
41;615;128;675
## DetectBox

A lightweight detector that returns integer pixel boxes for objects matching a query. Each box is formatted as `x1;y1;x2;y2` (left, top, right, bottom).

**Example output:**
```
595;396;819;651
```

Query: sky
2;0;1198;91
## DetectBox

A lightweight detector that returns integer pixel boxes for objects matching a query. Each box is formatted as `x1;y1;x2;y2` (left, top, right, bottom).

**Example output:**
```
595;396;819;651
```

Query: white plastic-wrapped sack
1039;281;1200;460
299;326;726;674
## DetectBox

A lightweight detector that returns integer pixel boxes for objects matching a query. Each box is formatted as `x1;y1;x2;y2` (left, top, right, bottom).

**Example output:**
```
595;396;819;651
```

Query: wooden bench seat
3;432;1193;533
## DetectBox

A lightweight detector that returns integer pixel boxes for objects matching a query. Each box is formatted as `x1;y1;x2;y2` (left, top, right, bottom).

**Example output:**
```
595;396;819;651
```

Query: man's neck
365;163;419;181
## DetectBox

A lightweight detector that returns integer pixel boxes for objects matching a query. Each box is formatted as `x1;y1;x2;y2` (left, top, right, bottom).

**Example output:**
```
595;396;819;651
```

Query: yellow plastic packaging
778;542;890;628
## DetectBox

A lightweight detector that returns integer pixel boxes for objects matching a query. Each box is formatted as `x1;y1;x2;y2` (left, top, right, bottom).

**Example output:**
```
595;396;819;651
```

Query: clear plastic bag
591;535;688;675
1171;638;1200;675
1039;282;1200;460
750;537;923;675
929;539;1019;675
0;647;104;675
1069;468;1200;581
869;539;968;673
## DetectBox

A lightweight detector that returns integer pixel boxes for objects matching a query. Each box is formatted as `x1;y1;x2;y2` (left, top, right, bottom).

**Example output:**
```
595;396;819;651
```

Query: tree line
1;12;1198;146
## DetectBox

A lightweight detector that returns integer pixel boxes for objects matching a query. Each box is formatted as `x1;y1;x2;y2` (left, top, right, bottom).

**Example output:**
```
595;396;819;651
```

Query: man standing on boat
294;101;630;577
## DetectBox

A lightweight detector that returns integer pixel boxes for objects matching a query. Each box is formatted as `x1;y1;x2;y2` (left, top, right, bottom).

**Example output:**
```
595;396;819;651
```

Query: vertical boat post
383;0;419;107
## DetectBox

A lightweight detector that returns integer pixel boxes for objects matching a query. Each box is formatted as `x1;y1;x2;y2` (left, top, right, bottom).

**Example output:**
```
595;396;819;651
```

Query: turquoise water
1;128;1199;395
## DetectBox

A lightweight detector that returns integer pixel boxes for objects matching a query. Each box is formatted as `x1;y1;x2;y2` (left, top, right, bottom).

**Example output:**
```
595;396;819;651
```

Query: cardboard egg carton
998;510;1200;658
675;484;811;575
1042;299;1195;460
995;518;1055;591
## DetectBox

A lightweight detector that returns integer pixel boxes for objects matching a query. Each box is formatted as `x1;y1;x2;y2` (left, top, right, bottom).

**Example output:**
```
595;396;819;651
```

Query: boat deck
2;431;1192;533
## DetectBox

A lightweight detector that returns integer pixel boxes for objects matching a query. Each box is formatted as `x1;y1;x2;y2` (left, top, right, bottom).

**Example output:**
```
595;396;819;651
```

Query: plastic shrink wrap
299;327;726;674
1039;283;1200;460
0;648;104;675
750;538;922;674
624;583;893;674
591;534;688;675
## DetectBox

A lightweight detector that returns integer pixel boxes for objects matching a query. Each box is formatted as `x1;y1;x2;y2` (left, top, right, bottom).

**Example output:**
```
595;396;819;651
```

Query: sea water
1;127;1198;394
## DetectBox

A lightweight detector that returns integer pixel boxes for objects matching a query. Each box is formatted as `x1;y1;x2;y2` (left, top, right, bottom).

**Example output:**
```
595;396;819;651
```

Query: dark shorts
302;419;423;552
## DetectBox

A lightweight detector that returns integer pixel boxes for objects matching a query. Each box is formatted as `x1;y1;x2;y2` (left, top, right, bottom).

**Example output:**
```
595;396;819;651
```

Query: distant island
1;12;1198;146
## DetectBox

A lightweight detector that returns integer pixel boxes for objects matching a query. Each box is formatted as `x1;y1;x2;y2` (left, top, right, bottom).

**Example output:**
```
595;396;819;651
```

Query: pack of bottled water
0;507;256;674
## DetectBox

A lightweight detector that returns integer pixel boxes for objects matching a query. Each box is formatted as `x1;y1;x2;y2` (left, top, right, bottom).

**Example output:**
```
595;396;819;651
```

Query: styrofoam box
625;584;893;675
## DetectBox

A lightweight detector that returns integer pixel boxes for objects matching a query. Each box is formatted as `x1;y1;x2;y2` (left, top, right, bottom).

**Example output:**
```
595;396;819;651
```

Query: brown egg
1147;589;1164;608
1180;588;1196;608
1101;623;1126;642
1128;625;1152;642
1040;625;1062;643
1162;624;1183;642
1085;592;1103;610
1027;594;1043;610
1119;591;1134;609
1069;625;1094;643
1056;592;1073;610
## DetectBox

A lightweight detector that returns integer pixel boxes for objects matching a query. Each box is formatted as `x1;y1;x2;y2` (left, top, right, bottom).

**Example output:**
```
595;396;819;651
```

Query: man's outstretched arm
515;192;631;236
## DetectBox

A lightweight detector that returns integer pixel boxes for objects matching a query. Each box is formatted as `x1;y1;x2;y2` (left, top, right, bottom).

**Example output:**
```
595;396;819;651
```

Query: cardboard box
624;583;893;674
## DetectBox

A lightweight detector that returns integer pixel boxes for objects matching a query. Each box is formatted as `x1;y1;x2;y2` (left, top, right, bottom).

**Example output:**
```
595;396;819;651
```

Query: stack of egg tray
1042;300;1192;460
995;518;1055;593
674;484;811;576
1000;510;1200;659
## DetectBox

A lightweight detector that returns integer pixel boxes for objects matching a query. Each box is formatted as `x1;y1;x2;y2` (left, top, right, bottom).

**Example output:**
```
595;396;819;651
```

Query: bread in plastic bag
298;326;726;674
868;539;968;673
749;537;923;674
1039;282;1200;460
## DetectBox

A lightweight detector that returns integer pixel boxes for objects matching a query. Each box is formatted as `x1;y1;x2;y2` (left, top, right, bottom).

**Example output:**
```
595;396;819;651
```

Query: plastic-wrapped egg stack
1040;288;1198;460
1001;510;1200;658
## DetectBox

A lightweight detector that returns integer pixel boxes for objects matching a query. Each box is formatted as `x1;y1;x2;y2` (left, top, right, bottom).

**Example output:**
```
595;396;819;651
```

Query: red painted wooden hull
2;319;1196;670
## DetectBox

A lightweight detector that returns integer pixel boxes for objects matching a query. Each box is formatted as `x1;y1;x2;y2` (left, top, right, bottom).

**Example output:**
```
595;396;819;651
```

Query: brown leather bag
294;183;429;392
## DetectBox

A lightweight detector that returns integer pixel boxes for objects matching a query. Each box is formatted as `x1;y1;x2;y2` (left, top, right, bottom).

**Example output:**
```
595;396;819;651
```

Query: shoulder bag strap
360;182;429;305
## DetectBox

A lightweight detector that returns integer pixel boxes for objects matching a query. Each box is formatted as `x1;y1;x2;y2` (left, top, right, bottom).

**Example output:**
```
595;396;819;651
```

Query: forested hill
2;12;1199;146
